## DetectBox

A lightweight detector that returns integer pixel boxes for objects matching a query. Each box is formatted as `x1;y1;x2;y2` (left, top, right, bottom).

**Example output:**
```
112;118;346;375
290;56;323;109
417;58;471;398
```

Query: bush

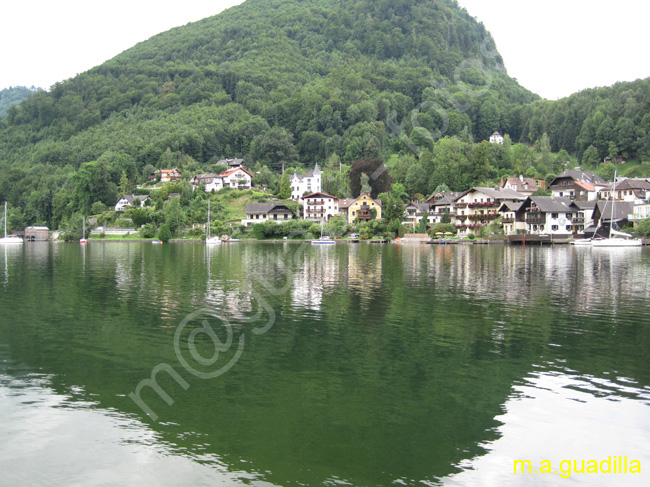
633;218;650;238
158;224;172;243
185;226;205;238
139;223;157;239
428;223;457;237
468;233;476;240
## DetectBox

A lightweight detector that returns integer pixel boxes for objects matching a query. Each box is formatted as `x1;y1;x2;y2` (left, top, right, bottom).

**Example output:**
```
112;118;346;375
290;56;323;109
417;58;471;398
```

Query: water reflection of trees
1;243;649;487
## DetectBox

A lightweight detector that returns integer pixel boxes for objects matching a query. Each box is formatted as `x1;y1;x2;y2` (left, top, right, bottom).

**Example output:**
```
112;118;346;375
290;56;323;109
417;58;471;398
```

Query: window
551;213;558;219
566;225;571;231
552;225;558;231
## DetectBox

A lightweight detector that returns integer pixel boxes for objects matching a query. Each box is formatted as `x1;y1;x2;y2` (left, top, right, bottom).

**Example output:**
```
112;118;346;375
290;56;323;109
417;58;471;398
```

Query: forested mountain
0;0;648;230
0;86;40;118
519;78;650;162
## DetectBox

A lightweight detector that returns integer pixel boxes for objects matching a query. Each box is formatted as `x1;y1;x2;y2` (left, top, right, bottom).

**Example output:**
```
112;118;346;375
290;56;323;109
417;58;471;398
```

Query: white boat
0;202;23;245
80;216;88;244
312;236;336;245
205;201;221;245
311;219;335;245
591;172;642;248
592;230;642;247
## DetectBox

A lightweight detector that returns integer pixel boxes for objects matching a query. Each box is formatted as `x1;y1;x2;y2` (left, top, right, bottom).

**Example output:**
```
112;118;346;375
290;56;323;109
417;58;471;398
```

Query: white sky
457;0;650;99
1;0;648;100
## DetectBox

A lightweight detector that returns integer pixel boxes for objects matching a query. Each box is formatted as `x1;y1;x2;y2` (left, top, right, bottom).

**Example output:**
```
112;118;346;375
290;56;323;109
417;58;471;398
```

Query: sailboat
80;216;88;244
205;200;221;245
311;218;335;245
592;171;642;247
0;202;23;244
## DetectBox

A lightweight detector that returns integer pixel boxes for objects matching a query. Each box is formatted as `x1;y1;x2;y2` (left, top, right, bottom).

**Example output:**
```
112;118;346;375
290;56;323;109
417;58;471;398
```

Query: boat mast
610;171;617;239
207;200;210;239
3;202;6;239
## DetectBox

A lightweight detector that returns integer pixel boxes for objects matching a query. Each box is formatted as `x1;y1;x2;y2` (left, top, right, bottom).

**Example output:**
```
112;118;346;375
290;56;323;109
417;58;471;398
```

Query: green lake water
0;242;649;486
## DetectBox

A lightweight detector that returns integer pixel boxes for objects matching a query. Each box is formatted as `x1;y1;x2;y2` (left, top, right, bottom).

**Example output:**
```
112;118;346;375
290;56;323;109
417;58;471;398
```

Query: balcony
468;212;499;220
526;215;545;224
468;201;498;208
501;217;515;224
307;200;326;206
455;202;467;209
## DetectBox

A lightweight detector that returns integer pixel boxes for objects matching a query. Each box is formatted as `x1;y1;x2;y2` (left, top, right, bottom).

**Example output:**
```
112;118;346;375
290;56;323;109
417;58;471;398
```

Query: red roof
301;192;338;200
574;181;596;192
218;167;254;178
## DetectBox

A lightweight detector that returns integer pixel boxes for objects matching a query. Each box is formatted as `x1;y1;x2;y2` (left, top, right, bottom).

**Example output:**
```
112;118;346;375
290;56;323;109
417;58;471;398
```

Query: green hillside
518;78;650;161
0;86;40;118
0;0;648;232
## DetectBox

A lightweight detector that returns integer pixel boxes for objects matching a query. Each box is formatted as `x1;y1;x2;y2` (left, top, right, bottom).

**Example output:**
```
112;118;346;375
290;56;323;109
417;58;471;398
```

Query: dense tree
277;172;291;199
349;158;394;198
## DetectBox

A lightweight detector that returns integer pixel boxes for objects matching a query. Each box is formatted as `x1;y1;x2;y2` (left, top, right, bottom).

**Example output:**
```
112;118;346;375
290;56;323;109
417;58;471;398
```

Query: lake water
1;242;649;486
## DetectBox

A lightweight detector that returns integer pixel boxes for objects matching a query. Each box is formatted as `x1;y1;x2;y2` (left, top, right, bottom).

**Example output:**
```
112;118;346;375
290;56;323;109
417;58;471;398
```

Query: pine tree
278;172;291;199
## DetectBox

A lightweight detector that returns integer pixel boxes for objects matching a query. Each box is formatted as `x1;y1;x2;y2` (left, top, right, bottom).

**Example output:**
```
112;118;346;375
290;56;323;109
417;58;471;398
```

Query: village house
114;194;150;212
591;200;635;236
189;174;221;192
501;175;542;196
219;167;254;190
489;131;504;144
150;168;182;183
549;169;607;201
291;164;322;200
629;200;650;227
453;187;525;232
242;203;294;227
217;158;244;169
497;201;525;235
190;167;254;192
425;191;459;223
603;155;627;164
520;196;584;236
402;202;435;229
301;192;339;222
598;178;650;202
571;200;597;235
339;193;382;224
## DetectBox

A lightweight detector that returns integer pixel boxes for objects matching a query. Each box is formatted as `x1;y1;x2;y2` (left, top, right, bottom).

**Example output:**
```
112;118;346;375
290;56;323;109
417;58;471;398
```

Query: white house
453;187;525;233
598;178;650;202
219;167;254;190
242;203;294;226
522;196;585;236
189;174;222;192
190;167;254;192
489;131;504;144
291;164;322;200
115;194;150;212
301;192;339;222
497;201;526;236
150;168;182;183
402;202;436;228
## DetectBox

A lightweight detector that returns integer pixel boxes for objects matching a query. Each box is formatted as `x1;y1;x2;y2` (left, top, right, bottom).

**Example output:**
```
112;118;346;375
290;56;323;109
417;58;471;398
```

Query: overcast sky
1;0;648;100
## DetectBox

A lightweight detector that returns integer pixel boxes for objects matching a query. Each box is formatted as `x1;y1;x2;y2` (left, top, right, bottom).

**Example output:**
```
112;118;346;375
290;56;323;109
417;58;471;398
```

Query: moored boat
0;202;23;245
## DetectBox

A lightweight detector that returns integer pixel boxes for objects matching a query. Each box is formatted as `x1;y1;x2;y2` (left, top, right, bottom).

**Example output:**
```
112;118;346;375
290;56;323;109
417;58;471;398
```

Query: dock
507;235;571;245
